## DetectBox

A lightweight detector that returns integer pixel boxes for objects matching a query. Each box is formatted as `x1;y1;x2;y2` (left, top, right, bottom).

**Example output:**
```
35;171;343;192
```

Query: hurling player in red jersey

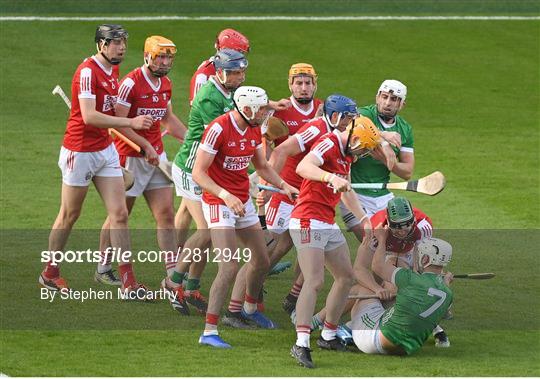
193;86;297;348
289;117;387;368
189;28;250;105
227;63;322;313
95;36;188;301
262;94;360;315
39;25;152;292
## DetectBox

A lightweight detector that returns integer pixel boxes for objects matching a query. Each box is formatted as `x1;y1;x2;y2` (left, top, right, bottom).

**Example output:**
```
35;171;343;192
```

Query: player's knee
155;209;175;229
108;207;129;226
217;263;239;282
58;207;82;227
305;277;325;293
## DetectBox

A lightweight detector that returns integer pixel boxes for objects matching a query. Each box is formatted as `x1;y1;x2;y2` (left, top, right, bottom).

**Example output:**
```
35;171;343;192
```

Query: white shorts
265;195;293;234
289;218;346;252
202;198;259;229
124;152;172;197
339;192;395;230
351;300;388;355
172;164;202;201
58;144;122;187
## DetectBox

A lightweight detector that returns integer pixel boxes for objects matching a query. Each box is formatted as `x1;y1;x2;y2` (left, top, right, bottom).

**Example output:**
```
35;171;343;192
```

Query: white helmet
416;238;452;269
378;79;407;101
234;86;269;121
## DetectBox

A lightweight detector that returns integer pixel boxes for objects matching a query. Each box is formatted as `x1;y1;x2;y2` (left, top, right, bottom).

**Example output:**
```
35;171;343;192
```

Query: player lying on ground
288;116;392;369
40;24;152;291
95;35;187;301
350;233;453;355
312;196;451;347
193;86;298;348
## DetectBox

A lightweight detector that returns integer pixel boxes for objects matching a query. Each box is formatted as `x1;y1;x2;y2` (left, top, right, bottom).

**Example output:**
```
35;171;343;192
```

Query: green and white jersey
380;268;453;355
350;104;414;197
174;77;234;173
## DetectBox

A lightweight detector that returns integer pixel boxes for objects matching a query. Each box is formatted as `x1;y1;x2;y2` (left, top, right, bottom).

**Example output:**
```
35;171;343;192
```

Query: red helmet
215;28;250;53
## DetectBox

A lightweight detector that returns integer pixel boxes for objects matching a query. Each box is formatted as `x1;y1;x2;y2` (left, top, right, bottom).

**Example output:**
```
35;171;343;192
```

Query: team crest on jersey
194;185;202;195
222;210;230;219
108;78;116;90
152;94;159;103
102;95;118;112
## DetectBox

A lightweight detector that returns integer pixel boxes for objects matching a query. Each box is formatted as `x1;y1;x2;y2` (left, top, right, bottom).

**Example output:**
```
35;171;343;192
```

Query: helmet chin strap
233;102;257;127
324;112;341;129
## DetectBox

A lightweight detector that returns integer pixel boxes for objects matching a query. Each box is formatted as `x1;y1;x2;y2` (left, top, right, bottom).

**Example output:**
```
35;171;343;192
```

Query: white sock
296;332;310;348
433;325;444;335
243;301;257;314
97;264;112;274
321;327;337;341
203;326;219;337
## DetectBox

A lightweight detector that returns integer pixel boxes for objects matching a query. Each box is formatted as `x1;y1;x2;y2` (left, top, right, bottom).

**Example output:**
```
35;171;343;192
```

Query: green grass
1;1;539;376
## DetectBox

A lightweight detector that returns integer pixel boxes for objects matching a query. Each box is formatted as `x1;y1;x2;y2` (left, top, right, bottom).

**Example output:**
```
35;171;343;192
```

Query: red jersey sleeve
116;76;136;108
199;122;225;155
78;67;96;100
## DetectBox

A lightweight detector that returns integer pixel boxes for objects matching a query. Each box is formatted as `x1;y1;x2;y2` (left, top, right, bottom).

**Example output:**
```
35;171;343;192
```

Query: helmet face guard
344;116;381;157
386;197;415;238
144;36;177;77
213;48;248;89
95;24;128;65
233;86;270;127
323;94;358;129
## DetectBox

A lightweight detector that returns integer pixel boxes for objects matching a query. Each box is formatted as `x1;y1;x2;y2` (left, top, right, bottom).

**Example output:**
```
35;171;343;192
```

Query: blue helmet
323;94;358;128
213;48;248;71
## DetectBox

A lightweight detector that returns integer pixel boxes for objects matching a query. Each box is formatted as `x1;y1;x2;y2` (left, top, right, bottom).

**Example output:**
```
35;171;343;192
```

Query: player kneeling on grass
193;86;298;348
289;117;389;369
351;233;453;356
95;36;187;301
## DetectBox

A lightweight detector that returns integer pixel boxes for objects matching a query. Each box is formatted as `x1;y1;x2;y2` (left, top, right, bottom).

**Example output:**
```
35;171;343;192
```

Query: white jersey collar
229;112;247;136
141;66;161;92
290;96;314;116
91;55;112;76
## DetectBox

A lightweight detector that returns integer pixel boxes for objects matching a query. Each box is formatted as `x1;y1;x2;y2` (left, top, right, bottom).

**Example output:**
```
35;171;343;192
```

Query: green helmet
386;197;415;229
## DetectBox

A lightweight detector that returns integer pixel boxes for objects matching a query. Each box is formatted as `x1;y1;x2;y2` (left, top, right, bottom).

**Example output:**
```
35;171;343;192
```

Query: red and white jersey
370;208;433;254
199;112;262;205
275;117;332;205
273;97;322;146
115;66;171;157
189;57;215;105
291;130;353;224
63;56;119;152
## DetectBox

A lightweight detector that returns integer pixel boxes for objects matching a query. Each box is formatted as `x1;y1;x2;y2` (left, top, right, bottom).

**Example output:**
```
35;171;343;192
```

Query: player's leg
175;199;192;248
95;196;136;286
235;221;274;328
316;237;354;351
41;183;89;290
349;290;389;355
199;226;238;348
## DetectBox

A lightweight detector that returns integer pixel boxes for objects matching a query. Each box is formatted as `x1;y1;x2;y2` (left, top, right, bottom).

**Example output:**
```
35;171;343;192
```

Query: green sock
186;278;200;291
171;271;186;285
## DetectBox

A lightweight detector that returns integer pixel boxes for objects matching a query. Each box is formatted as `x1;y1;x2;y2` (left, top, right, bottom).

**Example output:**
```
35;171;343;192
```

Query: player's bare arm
296;152;351;192
79;97;152;130
391;151;415;181
371;224;397;282
380;131;402;148
370;143;398;171
161;103;187;142
353;237;393;300
192;149;245;217
252;147;298;201
267;134;304;175
341;187;372;239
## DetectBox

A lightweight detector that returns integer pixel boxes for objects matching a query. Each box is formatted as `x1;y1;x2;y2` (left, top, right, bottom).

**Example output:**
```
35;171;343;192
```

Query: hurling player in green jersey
350;227;453;355
340;80;415;240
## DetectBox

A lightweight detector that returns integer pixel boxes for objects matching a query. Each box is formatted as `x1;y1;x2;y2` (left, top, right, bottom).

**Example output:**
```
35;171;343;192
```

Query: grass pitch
0;1;539;376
